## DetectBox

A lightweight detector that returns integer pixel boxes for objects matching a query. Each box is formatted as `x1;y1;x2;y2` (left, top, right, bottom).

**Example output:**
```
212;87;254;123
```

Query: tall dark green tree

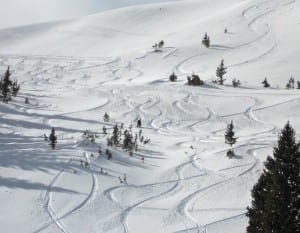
112;124;119;145
225;121;237;147
0;66;13;102
216;59;227;85
49;127;57;149
262;77;270;88
225;120;237;158
0;66;20;103
247;122;300;233
202;33;210;48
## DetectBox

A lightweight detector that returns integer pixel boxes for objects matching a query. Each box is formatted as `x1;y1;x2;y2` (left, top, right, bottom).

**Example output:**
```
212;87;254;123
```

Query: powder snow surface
0;0;299;232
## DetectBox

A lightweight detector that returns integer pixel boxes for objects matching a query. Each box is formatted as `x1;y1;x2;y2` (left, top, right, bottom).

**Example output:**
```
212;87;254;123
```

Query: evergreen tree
216;59;227;85
247;122;300;233
158;40;165;48
225;121;237;158
12;80;20;97
225;121;237;147
202;33;210;48
103;112;109;122
169;72;177;82
49;127;57;149
187;74;204;86
0;66;20;103
232;78;241;88
262;77;270;88
0;66;13;102
112;124;119;145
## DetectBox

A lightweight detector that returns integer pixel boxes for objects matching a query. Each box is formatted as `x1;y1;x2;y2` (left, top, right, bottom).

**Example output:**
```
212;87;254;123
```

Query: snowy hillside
0;0;299;232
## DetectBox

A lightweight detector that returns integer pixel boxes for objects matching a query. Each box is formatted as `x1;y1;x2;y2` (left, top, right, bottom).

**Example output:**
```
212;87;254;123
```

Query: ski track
35;159;73;233
35;153;98;233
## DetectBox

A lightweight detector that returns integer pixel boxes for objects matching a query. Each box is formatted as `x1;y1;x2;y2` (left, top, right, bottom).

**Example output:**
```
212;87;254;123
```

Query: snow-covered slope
0;0;299;233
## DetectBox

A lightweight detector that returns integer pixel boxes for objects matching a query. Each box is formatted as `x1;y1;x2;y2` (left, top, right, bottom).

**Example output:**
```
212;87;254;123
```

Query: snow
0;0;299;232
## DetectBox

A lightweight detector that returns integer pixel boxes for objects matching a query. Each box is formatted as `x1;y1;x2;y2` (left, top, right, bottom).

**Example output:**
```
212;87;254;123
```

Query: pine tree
225;121;237;147
169;72;177;82
232;78;241;88
202;33;210;48
112;124;119;145
12;80;20;97
216;59;227;85
246;122;300;233
0;66;13;102
262;77;270;88
158;40;164;48
225;121;237;158
0;66;20;103
49;127;57;149
103;112;109;122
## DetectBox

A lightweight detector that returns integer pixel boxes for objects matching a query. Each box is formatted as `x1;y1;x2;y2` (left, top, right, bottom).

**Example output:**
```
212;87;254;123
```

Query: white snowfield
0;0;299;232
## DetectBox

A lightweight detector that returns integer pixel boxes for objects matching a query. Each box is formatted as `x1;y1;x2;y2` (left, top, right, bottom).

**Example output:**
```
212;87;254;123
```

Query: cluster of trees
286;76;300;89
106;122;150;157
247;122;300;233
232;78;241;88
152;40;165;52
0;66;20;103
187;74;204;86
262;76;300;89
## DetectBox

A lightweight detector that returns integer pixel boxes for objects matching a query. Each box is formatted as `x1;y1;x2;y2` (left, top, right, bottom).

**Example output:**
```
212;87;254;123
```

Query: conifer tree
49;127;57;149
216;59;227;85
112;124;119;145
262;77;270;88
225;120;237;158
169;72;177;82
225;121;237;147
12;80;20;97
246;122;300;233
158;40;164;48
0;66;13;102
0;66;20;102
232;78;241;88
202;33;210;48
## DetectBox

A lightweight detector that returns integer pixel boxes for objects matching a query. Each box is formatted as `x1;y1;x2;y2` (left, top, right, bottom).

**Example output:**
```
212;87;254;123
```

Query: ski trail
35;159;73;233
35;152;98;232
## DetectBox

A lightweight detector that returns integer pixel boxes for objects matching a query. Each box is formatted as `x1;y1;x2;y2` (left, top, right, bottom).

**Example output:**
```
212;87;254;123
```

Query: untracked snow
0;0;299;232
